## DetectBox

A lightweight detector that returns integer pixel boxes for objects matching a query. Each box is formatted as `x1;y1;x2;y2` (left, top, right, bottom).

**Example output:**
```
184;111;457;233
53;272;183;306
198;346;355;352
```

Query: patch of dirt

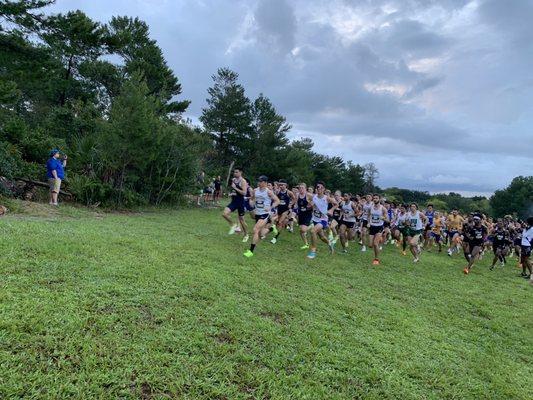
140;382;153;400
259;311;286;325
213;331;235;344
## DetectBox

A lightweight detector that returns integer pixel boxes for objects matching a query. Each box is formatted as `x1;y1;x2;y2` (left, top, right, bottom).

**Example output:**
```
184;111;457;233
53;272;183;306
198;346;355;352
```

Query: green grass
1;203;532;399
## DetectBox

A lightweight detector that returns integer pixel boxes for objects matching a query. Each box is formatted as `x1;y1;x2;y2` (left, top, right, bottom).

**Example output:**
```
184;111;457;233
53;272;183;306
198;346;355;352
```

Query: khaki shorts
48;178;61;193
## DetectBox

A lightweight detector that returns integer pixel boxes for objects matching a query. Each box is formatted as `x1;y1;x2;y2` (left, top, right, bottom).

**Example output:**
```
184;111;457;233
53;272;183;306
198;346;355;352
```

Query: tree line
0;1;530;217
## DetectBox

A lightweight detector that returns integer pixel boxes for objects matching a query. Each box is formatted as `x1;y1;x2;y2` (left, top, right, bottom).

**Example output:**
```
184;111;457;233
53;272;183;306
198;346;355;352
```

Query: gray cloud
478;0;533;48
47;0;533;194
254;0;296;55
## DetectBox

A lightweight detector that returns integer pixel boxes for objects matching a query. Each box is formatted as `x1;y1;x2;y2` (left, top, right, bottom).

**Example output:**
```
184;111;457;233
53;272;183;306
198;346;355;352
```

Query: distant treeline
0;1;530;217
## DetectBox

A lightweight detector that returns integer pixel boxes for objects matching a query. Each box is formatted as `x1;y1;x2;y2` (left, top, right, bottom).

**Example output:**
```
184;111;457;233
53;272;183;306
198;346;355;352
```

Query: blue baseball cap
50;148;61;156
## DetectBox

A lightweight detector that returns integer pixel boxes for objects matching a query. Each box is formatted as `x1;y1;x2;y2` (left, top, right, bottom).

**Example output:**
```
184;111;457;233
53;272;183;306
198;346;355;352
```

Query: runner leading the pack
222;168;249;240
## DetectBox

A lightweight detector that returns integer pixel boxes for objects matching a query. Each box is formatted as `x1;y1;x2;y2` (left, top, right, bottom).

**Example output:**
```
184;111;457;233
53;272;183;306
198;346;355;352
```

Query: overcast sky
49;0;533;196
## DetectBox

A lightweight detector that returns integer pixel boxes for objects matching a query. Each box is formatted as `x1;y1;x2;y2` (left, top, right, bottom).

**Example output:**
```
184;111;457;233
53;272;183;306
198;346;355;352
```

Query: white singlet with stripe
407;210;423;230
369;204;384;227
312;194;329;223
341;201;356;222
254;188;271;216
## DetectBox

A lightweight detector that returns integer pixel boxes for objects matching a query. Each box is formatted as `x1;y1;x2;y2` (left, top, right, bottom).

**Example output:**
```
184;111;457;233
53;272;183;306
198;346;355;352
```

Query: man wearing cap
46;149;67;206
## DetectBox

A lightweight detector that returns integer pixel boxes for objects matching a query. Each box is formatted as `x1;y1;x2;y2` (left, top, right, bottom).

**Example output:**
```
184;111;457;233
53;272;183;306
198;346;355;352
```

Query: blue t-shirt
46;158;65;179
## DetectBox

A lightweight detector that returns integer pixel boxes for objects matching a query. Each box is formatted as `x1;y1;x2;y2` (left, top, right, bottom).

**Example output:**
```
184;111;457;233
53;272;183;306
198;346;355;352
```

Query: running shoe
307;251;316;259
463;267;469;275
489;265;495;271
235;226;242;233
242;234;249;243
361;245;367;252
413;257;419;263
402;251;406;256
243;250;254;258
271;226;278;236
229;224;238;235
270;237;277;244
342;249;348;254
372;259;380;265
328;240;335;254
300;244;310;250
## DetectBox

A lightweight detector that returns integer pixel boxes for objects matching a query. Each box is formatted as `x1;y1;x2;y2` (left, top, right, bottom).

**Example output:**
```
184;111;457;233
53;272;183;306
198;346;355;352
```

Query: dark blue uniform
277;190;291;215
297;194;312;226
227;178;245;216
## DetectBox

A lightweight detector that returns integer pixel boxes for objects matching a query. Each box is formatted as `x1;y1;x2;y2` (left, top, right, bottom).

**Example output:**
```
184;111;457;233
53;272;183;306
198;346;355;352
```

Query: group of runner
221;168;533;280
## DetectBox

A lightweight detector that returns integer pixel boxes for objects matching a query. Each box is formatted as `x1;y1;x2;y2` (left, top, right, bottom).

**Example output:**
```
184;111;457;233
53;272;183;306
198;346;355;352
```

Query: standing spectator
46;149;67;206
214;175;222;204
196;170;205;206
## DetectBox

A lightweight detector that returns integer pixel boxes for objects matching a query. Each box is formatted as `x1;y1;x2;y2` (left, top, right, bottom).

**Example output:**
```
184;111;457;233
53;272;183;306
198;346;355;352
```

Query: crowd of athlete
221;168;533;278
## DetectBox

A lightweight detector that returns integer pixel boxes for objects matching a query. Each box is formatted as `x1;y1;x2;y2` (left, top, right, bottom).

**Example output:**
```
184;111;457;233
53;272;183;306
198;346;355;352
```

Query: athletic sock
275;232;280;239
250;244;256;253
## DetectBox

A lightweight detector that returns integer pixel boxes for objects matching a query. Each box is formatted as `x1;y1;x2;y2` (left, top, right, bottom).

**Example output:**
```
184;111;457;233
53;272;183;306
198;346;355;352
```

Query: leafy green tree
279;138;315;185
312;154;346;189
343;162;366;194
490;176;533;219
383;188;430;205
427;198;448;212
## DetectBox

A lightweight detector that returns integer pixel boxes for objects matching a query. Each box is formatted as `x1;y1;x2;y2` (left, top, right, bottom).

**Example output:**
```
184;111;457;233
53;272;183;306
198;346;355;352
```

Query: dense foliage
0;1;201;206
490;176;533;219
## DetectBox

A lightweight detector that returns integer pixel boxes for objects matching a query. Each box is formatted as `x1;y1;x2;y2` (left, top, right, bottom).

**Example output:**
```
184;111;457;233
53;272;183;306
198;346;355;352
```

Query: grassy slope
0;204;532;399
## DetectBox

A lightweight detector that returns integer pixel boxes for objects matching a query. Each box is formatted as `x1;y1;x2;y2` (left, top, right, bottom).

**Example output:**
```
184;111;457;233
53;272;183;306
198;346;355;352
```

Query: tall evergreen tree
200;68;252;167
108;16;189;114
246;93;290;178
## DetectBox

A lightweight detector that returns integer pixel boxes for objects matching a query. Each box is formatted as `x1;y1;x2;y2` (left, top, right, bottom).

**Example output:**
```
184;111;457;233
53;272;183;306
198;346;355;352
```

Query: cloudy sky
49;0;533;196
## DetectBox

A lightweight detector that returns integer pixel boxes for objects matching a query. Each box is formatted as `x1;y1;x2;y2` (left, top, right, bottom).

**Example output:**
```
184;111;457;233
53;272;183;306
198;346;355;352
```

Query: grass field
1;202;532;399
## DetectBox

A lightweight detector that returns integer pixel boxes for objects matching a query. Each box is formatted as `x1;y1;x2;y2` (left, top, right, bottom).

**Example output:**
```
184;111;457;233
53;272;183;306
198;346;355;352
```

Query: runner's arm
269;191;280;210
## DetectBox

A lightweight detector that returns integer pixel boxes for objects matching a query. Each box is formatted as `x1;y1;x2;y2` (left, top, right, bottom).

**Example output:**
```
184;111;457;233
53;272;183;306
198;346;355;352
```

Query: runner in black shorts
271;179;295;244
463;214;487;274
490;219;511;270
338;193;358;253
296;183;314;250
222;168;249;241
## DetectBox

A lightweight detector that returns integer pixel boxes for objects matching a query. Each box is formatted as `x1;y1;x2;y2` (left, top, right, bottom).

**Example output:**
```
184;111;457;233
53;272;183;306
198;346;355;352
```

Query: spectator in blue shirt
46;149;67;206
